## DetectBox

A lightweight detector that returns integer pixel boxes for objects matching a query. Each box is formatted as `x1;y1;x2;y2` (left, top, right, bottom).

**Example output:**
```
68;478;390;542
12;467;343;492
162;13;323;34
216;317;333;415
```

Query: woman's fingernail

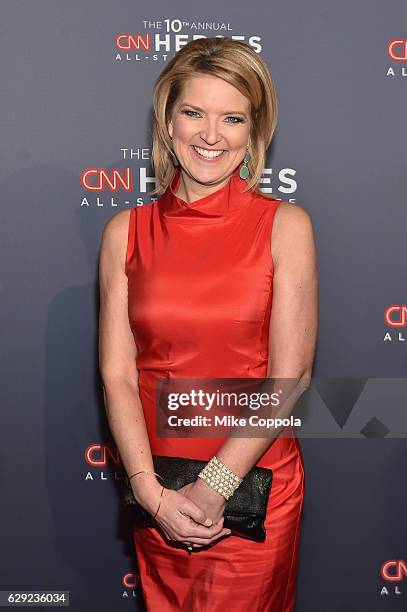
226;530;231;535
204;518;213;526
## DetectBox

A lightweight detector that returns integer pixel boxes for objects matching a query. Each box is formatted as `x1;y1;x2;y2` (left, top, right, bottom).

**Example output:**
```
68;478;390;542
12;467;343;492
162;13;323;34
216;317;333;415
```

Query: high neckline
158;166;253;223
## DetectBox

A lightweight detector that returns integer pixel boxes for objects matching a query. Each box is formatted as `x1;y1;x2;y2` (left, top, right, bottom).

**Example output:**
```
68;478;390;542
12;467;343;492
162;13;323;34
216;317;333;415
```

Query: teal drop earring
239;149;250;180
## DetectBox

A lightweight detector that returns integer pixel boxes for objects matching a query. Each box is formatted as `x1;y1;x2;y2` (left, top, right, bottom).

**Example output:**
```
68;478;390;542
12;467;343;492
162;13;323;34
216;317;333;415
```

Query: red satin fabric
125;166;305;611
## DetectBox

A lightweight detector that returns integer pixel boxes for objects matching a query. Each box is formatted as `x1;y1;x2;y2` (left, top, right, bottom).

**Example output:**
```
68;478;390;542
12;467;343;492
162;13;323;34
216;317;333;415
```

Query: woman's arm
98;210;162;515
215;202;318;475
179;202;318;520
98;210;231;547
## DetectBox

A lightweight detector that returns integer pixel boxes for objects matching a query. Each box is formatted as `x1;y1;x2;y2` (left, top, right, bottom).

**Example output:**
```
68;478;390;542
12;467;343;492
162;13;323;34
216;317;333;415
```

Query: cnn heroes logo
387;38;407;77
380;559;406;597
80;148;299;208
114;22;262;63
384;304;407;342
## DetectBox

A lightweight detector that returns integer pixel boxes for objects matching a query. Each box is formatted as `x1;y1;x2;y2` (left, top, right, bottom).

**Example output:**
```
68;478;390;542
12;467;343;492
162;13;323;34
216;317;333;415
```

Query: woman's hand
131;474;230;549
177;478;226;524
176;478;228;548
153;487;230;548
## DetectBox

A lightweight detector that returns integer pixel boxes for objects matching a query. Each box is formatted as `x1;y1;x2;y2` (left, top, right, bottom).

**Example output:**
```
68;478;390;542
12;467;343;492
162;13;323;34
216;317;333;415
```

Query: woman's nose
199;120;223;146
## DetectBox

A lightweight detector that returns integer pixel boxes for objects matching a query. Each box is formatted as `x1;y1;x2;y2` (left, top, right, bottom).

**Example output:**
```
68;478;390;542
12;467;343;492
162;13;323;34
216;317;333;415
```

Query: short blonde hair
151;37;278;197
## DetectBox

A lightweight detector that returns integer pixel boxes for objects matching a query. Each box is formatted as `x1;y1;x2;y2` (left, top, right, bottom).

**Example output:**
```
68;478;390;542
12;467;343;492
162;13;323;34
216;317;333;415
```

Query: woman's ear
167;120;173;139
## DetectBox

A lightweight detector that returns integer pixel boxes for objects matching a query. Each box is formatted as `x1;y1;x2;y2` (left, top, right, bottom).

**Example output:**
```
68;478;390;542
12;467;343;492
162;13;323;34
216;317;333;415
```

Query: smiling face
167;75;251;200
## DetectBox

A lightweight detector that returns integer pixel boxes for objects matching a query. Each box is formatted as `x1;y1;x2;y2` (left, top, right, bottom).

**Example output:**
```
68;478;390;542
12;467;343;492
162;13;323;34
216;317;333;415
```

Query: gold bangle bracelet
128;470;164;483
153;486;165;519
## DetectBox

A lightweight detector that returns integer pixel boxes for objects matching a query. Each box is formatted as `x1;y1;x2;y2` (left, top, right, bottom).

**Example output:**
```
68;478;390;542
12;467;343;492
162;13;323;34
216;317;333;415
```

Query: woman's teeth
192;145;225;160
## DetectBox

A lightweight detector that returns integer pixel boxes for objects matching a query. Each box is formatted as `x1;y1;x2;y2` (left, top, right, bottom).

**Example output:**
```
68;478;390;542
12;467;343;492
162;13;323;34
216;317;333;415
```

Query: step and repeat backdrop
1;1;406;611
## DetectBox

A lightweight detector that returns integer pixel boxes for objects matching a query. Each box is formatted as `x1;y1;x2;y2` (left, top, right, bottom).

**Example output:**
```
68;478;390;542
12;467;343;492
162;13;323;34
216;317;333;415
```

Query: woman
99;37;318;612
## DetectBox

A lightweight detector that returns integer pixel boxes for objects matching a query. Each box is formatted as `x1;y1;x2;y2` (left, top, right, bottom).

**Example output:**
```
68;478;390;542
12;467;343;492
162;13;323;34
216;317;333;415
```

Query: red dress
125;166;305;612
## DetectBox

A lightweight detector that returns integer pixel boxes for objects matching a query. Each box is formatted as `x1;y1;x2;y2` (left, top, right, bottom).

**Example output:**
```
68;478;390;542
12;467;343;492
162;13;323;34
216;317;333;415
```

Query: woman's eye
225;116;244;124
182;110;243;124
183;110;200;118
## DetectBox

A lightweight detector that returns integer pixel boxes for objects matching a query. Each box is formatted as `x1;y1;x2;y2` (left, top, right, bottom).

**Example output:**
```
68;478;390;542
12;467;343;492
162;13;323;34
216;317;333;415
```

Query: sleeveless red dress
125;166;305;612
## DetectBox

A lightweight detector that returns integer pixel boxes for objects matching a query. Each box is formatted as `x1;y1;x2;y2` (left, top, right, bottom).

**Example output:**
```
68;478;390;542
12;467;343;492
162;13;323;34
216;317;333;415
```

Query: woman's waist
137;358;268;381
147;428;302;470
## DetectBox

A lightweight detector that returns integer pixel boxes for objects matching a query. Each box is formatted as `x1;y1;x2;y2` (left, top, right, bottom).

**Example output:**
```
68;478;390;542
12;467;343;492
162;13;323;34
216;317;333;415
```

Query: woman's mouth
191;145;227;162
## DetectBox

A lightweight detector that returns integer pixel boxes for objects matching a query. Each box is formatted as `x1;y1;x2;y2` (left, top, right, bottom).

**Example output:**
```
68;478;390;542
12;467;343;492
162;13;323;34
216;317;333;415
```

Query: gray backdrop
1;1;406;610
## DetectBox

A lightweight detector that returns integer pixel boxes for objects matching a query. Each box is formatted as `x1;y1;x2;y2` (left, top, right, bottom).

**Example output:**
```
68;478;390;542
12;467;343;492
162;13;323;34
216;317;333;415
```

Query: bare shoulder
100;209;132;274
271;201;316;266
102;208;131;244
273;200;314;234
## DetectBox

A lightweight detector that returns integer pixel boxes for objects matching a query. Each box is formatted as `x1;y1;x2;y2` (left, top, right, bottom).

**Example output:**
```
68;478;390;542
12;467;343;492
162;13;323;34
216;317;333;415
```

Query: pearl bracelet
198;455;243;500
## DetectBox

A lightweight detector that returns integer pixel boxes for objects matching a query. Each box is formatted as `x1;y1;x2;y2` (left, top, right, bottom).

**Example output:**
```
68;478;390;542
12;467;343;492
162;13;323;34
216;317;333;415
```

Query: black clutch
122;455;273;542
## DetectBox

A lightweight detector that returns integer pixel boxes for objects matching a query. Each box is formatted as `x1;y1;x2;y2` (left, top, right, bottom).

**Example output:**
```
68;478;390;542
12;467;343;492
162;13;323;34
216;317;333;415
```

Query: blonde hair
150;37;278;197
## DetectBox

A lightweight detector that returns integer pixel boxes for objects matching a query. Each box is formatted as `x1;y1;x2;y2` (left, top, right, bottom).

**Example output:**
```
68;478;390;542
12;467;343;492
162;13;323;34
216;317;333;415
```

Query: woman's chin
183;159;234;185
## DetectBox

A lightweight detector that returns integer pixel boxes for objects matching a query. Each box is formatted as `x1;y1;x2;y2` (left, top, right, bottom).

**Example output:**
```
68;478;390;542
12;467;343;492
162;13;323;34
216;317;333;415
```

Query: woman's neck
175;169;230;204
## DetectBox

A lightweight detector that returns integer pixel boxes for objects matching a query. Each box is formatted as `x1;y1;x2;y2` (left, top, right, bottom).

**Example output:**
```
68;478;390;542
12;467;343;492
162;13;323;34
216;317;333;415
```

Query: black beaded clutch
122;455;273;542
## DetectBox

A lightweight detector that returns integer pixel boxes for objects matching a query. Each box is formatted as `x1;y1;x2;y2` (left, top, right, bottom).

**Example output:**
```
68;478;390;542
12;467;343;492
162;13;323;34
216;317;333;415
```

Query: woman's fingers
154;489;228;544
180;527;231;546
177;511;225;539
180;518;231;546
155;514;221;542
180;496;215;527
